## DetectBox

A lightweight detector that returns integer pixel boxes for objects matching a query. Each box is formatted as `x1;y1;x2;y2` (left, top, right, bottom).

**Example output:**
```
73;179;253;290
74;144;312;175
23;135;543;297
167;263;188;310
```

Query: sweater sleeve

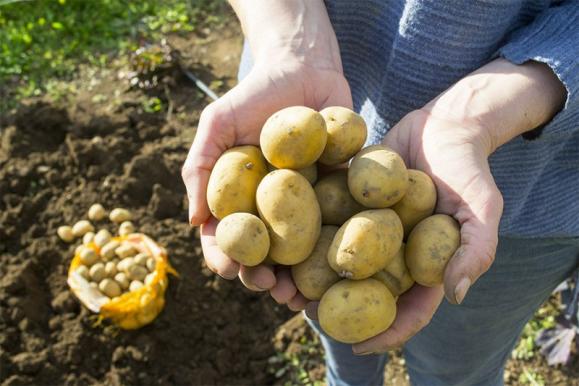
498;1;578;137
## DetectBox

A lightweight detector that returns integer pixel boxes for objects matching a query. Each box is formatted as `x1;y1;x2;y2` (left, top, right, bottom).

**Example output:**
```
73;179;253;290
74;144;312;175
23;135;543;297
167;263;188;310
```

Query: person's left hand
350;106;503;354
306;106;503;354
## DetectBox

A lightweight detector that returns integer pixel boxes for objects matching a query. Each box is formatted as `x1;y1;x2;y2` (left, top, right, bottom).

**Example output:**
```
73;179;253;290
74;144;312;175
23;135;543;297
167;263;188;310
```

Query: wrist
230;0;343;72
425;58;566;155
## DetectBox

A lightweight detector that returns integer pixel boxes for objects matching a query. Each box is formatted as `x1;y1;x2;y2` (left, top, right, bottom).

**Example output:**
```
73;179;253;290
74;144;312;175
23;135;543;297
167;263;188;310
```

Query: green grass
0;0;226;108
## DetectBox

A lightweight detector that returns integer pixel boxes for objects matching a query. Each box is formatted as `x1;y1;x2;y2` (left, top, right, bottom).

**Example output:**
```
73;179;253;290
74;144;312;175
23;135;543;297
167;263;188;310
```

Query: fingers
444;180;503;305
269;267;297;303
287;292;309;312
352;285;443;355
200;217;240;279
182;100;237;225
239;264;276;292
182;71;288;226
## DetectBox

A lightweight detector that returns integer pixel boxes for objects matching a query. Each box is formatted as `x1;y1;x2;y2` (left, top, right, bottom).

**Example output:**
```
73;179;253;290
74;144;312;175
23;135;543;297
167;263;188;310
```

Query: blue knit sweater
240;1;579;237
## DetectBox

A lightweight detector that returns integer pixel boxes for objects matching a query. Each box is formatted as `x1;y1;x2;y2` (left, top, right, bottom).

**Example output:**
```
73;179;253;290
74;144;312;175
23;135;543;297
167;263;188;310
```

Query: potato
119;221;135;237
328;209;403;279
318;106;367;165
405;214;460;287
348;145;408;208
99;278;121;298
373;243;414;296
57;226;75;243
109;208;132;223
207;145;268;220
94;229;112;248
267;162;318;185
318;278;396;344
72;220;94;237
260;106;327;169
392;170;437;237
79;247;98;266
215;213;270;266
256;169;321;265
291;226;341;300
88;203;106;221
314;170;365;225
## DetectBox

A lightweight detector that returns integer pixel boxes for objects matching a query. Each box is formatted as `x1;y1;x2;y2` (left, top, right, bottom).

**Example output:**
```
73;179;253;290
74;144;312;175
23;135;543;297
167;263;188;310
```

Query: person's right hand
182;52;352;308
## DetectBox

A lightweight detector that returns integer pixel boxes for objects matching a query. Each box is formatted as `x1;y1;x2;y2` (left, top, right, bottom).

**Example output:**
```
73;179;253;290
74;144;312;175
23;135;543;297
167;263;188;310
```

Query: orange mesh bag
68;233;176;330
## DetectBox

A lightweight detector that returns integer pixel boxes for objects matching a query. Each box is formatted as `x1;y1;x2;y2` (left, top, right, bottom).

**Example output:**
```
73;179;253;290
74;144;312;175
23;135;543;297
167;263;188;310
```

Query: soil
1;18;577;386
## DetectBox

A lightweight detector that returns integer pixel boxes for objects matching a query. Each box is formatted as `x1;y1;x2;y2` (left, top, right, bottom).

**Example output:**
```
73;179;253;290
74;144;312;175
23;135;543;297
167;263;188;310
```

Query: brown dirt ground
1;19;577;386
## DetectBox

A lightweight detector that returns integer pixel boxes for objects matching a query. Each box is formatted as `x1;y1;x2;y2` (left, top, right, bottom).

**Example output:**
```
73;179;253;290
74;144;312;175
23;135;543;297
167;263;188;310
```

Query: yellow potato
373;243;414;296
318;278;396;344
256;169;321;265
392;170;437;237
267;162;318;185
207;145;268;220
215;213;270;267
260;106;327;169
291;226;341;300
314;170;365;225
348;145;408;208
405;214;460;287
328;209;403;279
318;106;367;165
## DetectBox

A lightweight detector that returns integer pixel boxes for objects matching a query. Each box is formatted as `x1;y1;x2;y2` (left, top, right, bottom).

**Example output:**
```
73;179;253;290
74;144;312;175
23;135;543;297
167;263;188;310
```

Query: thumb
181;70;303;225
443;175;503;304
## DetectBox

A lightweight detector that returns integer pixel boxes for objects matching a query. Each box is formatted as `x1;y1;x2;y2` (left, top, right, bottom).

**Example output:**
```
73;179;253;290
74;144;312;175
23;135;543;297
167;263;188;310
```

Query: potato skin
260;106;327;169
405;214;460;287
256;169;322;265
318;106;367;166
373;243;414;296
392;170;437;237
215;213;270;267
348;145;408;208
314;170;365;225
319;278;396;344
206;146;268;220
327;209;403;279
291;226;341;300
267;162;318;185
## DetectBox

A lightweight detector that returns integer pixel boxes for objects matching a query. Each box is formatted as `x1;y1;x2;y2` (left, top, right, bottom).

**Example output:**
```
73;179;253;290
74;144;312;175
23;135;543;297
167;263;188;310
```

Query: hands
183;0;567;354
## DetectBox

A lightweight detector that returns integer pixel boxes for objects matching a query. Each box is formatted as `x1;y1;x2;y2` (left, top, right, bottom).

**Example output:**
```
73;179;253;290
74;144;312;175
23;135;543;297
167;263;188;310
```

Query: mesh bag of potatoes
207;106;460;344
59;205;176;330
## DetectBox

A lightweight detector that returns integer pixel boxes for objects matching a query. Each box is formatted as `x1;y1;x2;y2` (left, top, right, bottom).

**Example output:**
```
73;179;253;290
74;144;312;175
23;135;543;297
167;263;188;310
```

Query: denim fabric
307;237;579;386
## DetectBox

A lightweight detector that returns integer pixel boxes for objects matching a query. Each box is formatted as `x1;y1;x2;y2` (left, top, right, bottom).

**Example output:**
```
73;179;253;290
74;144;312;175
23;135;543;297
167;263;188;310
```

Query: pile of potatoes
57;204;158;301
208;106;461;344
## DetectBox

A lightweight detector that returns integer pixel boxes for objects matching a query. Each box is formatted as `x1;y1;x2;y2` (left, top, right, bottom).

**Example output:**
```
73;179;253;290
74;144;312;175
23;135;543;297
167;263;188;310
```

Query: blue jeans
308;237;579;386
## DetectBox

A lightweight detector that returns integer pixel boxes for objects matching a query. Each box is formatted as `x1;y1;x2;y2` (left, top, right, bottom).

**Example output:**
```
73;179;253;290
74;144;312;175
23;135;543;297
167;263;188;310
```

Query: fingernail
454;277;471;305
